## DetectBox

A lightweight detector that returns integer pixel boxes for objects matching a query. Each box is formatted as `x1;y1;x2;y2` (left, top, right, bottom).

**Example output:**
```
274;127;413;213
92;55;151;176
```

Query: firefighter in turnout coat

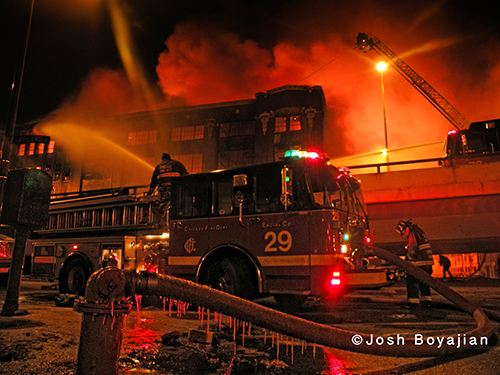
147;153;188;201
396;219;434;308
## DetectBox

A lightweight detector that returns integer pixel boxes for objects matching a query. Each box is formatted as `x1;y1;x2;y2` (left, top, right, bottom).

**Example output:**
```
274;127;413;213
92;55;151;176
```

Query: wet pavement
1;275;500;374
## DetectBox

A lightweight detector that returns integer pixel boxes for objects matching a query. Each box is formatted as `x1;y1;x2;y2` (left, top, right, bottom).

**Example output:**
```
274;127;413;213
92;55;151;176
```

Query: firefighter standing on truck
147;153;188;201
396;219;434;309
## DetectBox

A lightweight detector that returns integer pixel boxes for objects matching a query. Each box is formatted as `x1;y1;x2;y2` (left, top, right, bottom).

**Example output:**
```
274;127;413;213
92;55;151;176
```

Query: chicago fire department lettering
184;238;196;254
264;230;292;252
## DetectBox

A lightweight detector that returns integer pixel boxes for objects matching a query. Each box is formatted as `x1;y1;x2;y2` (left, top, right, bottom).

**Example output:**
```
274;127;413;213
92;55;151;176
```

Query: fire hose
75;247;495;374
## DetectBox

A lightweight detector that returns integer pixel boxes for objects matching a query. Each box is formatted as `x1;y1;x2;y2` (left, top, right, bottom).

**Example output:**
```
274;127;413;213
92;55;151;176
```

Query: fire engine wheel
59;258;90;296
203;257;256;300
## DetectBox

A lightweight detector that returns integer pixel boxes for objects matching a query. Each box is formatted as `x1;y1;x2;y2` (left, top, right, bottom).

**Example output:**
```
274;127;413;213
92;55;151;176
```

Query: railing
50;185;150;202
347;157;445;174
36;185;157;233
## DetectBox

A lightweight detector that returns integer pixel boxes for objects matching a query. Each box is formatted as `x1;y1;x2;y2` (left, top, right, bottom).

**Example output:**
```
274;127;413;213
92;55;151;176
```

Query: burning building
10;85;326;193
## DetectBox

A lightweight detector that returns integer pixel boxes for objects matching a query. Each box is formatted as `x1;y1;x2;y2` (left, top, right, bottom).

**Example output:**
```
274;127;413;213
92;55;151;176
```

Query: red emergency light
330;271;342;287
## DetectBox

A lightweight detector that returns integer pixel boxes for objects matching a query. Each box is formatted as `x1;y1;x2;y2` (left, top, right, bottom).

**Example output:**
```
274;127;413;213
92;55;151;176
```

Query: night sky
1;0;499;157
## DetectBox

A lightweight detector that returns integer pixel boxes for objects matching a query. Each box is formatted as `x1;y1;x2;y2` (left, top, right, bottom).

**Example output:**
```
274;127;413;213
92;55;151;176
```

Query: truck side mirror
233;174;247;227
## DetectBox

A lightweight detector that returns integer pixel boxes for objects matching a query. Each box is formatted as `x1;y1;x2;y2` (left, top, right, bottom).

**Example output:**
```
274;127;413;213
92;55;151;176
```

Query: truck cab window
173;177;211;218
217;179;233;215
254;169;282;213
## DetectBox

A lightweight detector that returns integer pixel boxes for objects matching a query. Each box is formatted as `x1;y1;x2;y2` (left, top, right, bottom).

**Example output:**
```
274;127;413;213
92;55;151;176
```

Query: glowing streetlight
377;62;388;72
377;62;389;164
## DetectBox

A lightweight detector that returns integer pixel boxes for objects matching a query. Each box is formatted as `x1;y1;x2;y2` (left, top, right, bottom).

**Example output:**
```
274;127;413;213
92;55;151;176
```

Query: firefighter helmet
395;219;412;235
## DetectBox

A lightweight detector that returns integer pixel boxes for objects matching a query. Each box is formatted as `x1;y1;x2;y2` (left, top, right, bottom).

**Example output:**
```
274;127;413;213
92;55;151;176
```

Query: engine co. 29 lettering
261;220;293;228
264;230;292;252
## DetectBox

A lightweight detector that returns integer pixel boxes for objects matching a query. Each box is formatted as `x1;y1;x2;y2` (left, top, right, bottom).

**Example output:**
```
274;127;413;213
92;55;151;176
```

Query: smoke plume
154;0;500;159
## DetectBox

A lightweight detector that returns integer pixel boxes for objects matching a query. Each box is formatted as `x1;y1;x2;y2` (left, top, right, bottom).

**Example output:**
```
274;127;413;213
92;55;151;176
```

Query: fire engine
29;151;393;305
443;118;500;166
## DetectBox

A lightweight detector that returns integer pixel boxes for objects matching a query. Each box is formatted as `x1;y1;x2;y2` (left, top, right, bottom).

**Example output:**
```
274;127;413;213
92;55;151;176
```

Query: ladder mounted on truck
356;32;470;130
36;186;158;234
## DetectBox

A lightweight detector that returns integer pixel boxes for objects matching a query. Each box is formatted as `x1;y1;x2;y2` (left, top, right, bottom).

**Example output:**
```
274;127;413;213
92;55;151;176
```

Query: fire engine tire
59;258;91;296
203;257;256;300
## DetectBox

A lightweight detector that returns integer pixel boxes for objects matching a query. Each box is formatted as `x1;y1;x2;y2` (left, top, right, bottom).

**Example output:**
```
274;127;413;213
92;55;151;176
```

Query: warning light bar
284;150;320;159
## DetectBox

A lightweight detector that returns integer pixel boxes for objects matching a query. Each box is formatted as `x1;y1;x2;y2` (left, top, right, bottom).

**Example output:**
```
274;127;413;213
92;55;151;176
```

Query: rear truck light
330;271;342;287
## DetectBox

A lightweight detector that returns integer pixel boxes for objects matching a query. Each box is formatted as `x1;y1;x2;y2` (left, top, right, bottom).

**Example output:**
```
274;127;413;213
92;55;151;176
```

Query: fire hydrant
74;267;136;375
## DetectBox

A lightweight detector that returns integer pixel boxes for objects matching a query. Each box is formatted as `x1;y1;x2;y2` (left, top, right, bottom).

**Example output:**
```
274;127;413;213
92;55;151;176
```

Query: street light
377;62;389;164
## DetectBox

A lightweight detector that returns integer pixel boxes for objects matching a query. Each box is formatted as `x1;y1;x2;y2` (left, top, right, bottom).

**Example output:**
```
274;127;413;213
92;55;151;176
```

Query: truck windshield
302;163;368;218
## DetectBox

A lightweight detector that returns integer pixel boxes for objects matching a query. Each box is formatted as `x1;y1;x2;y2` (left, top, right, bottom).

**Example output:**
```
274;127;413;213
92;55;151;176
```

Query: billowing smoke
154;0;500;159
55;68;163;119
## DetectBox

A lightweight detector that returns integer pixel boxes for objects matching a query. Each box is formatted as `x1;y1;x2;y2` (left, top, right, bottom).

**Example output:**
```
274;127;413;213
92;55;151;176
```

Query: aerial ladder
356;32;470;130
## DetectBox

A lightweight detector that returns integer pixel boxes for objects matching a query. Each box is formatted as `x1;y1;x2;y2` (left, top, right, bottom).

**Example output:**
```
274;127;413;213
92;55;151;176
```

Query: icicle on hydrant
74;267;138;375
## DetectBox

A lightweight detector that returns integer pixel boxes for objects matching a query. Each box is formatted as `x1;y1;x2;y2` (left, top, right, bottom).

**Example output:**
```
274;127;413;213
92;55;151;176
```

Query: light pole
377;62;389;164
0;0;35;317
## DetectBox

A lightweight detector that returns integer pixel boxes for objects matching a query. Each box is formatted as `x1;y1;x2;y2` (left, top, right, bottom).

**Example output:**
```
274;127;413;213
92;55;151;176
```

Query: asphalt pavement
1;275;500;374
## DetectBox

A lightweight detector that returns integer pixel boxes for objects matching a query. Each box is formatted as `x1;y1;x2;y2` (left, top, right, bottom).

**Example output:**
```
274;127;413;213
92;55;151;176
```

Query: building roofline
115;85;322;119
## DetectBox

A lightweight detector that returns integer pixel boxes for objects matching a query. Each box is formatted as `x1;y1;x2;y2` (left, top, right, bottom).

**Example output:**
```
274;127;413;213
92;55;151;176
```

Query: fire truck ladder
356;32;470;130
38;186;157;233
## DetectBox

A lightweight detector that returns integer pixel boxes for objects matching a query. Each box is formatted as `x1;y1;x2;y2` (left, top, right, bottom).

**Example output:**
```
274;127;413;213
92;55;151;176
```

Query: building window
148;130;157;143
37;143;45;154
219;122;255;138
128;130;157;145
171;128;181;142
275;117;287;133
28;143;35;155
274;115;302;133
181;126;194;141
128;132;136;145
63;165;72;182
171;126;204;141
18;144;26;156
53;164;61;182
194;125;204;139
47;141;55;154
172;154;203;173
290;115;301;131
137;131;149;144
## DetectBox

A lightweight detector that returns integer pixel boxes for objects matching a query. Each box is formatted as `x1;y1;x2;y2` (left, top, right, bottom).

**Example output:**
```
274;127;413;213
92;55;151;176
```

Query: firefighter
396;219;434;308
147;153;188;201
439;255;453;280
